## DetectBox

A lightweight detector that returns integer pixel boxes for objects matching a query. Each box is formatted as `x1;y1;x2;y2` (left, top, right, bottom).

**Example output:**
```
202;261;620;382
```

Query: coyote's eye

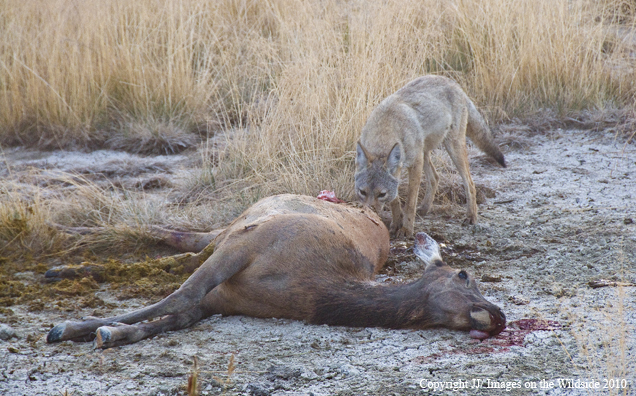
358;189;367;197
377;192;387;200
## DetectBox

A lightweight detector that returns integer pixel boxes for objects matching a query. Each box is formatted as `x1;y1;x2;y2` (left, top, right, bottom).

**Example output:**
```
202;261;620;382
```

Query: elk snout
468;304;506;339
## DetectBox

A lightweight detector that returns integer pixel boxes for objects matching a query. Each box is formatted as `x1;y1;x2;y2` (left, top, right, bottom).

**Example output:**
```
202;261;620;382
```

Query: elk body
47;194;505;348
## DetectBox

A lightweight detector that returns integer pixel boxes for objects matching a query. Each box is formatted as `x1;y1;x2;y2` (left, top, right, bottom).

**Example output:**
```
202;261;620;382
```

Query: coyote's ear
385;142;402;175
356;142;370;169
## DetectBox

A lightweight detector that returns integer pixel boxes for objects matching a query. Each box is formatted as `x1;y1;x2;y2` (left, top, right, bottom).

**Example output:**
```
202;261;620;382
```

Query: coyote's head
354;141;402;212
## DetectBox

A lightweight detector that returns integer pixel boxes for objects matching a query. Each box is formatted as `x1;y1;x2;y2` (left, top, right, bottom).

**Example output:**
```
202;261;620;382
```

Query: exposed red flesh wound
316;190;345;203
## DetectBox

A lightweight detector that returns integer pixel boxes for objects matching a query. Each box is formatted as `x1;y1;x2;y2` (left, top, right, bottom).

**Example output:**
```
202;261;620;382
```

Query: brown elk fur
47;194;505;348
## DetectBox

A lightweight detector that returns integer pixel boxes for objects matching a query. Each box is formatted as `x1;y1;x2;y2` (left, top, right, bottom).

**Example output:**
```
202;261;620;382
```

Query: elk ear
413;232;444;268
385;142;402;175
356;142;370;170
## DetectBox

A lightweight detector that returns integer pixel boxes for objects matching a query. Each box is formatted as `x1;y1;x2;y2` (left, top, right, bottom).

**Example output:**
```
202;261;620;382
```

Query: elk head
413;232;506;339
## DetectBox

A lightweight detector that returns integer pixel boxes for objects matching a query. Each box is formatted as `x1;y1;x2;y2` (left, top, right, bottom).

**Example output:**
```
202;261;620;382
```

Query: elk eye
458;270;468;280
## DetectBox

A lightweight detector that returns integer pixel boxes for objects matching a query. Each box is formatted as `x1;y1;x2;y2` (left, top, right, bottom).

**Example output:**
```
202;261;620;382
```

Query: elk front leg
48;245;251;343
94;306;205;348
46;288;200;344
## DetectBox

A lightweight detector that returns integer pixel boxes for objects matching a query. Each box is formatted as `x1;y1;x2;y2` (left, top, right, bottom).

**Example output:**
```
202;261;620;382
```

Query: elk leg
51;223;224;253
47;297;195;344
148;226;225;253
94;306;205;348
47;245;251;343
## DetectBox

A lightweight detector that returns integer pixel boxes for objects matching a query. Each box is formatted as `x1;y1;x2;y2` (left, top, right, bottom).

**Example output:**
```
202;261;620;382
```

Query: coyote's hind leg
444;136;478;224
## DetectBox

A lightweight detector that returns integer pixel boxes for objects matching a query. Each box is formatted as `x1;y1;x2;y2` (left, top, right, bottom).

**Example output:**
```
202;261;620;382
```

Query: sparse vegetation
0;1;634;394
1;0;635;195
1;0;634;257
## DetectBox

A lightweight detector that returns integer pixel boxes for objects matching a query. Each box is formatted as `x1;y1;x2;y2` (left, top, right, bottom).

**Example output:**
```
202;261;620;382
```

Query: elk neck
310;276;439;329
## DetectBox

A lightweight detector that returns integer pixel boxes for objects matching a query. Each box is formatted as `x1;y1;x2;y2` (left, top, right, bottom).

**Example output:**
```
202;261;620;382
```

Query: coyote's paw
417;203;432;216
390;222;413;239
462;215;478;226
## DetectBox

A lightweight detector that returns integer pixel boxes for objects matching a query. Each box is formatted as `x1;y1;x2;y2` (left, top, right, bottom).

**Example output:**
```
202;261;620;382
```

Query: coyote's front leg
392;154;423;238
389;198;404;237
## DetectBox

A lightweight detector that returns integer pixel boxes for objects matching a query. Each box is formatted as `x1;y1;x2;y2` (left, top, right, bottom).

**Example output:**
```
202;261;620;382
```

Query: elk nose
469;305;506;337
489;307;506;336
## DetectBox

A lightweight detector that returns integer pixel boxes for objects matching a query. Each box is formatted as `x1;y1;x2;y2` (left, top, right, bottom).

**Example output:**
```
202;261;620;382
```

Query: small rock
0;324;17;341
546;283;566;297
246;383;271;396
536;216;549;224
266;365;301;380
624;218;633;225
481;274;503;282
135;176;173;190
508;296;529;305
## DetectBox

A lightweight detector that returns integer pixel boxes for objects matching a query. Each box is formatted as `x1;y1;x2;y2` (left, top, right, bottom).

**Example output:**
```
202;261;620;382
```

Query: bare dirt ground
1;128;635;395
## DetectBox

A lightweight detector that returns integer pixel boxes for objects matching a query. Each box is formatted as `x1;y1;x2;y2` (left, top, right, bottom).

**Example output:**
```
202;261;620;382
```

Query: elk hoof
46;323;67;343
94;327;112;349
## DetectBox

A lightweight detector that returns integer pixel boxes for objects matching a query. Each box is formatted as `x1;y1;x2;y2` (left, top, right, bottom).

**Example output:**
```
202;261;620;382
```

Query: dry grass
0;183;66;257
1;0;635;197
0;171;166;257
564;286;633;396
558;241;634;396
1;0;635;257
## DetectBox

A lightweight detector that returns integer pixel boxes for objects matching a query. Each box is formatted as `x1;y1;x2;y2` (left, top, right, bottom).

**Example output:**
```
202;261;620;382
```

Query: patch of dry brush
1;0;636;258
1;0;635;192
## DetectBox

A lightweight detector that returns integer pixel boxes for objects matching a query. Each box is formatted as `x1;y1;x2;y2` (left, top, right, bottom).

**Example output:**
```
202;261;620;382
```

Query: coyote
355;75;506;237
47;194;505;348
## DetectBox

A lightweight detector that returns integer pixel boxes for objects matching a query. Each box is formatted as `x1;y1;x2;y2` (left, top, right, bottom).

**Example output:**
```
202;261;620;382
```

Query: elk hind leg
149;225;225;253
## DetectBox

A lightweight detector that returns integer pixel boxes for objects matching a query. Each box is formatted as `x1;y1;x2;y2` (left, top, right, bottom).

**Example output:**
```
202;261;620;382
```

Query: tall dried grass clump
1;0;635;195
0;172;170;257
0;0;276;151
0;184;64;257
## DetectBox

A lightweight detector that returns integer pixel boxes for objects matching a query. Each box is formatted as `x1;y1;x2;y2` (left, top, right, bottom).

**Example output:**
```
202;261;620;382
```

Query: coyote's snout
47;194;505;348
355;75;506;237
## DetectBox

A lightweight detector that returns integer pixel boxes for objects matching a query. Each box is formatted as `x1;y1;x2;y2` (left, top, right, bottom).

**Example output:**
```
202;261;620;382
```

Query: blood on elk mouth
469;329;491;339
470;310;506;339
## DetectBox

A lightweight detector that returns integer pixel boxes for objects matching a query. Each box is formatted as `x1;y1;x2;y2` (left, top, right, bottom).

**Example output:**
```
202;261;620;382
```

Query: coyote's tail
466;100;506;168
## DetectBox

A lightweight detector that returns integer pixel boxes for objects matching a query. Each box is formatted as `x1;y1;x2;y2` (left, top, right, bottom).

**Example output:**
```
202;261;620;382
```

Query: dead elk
47;194;506;348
